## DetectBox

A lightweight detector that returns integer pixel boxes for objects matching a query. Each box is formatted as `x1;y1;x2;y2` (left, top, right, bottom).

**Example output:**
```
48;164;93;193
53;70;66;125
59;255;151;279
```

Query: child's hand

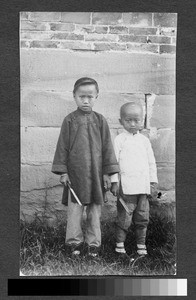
110;182;119;197
103;174;111;191
150;182;158;198
60;173;71;186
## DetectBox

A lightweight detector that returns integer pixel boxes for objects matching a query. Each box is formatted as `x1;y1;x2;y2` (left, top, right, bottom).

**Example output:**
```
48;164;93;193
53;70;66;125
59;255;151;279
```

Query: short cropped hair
120;102;143;118
73;77;99;94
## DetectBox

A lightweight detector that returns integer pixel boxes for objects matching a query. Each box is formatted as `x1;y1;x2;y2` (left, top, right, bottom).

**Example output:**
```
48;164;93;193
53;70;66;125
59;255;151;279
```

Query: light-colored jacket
111;130;158;195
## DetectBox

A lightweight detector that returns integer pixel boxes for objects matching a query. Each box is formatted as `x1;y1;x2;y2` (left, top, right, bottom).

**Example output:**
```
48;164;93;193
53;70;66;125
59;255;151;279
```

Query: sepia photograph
20;12;176;276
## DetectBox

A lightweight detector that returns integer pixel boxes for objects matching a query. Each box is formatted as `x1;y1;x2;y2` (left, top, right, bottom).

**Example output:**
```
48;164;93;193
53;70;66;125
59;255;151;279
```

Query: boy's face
73;84;98;112
119;105;143;134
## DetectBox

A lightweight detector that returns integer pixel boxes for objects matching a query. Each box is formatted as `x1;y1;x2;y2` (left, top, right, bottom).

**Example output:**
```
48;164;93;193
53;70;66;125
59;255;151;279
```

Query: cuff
51;164;68;175
103;164;120;175
150;176;158;184
111;173;119;183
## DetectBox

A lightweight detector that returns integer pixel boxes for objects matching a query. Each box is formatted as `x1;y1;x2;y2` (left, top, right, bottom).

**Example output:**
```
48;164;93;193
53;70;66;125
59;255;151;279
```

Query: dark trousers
116;192;149;245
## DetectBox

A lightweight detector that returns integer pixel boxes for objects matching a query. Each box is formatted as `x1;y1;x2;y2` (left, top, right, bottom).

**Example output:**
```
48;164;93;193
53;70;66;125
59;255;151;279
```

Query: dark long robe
51;108;120;206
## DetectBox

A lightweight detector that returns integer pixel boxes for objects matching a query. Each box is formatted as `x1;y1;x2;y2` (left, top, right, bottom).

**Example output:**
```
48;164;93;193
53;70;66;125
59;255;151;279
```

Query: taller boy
52;77;119;257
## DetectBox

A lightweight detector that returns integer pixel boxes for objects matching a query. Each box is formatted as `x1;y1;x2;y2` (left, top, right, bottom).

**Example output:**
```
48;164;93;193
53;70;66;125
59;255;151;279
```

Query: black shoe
87;246;100;259
129;251;148;263
115;251;134;263
68;243;82;258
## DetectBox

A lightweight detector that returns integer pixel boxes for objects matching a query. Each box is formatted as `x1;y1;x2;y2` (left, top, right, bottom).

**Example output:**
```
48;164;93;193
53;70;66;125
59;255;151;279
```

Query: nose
130;120;135;127
83;97;89;104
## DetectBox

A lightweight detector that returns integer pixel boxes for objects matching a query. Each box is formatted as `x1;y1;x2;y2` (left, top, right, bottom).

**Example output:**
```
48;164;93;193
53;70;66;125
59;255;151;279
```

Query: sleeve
51;117;70;175
101;116;120;175
145;138;158;183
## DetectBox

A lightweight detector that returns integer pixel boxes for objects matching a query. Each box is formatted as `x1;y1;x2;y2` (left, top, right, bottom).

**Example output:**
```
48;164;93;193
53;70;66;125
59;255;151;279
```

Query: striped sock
137;244;147;255
115;242;126;253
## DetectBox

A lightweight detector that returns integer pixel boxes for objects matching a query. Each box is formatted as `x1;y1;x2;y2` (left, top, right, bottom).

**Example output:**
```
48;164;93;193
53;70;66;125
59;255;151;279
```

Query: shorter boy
111;102;158;259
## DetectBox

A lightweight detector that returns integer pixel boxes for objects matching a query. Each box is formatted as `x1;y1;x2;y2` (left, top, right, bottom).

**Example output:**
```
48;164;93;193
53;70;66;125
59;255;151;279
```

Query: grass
20;215;176;276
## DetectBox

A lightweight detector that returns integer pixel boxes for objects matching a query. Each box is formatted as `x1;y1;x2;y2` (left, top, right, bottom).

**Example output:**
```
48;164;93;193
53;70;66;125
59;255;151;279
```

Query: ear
119;118;122;125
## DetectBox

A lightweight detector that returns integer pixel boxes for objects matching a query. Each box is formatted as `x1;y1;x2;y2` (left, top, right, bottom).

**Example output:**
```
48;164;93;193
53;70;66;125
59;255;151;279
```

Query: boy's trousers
116;193;149;245
65;196;102;248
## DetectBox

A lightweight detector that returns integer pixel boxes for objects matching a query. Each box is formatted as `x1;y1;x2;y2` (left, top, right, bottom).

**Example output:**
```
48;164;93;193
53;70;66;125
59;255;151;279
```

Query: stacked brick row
20;12;177;54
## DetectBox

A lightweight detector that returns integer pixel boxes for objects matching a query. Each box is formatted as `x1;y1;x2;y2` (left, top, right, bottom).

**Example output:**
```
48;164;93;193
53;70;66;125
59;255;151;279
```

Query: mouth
129;128;137;132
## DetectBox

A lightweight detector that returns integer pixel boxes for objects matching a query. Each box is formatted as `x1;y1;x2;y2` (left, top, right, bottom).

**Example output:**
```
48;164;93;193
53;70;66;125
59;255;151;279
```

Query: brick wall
20;12;176;54
20;12;176;224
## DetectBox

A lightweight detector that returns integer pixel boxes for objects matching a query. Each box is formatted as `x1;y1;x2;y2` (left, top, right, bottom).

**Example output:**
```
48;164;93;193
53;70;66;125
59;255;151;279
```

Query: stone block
151;129;175;163
92;13;123;25
21;89;144;127
94;26;108;34
20;21;49;31
93;93;145;126
75;25;95;34
21;127;60;164
50;23;75;31
149;95;175;129
93;43;126;51
20;125;121;165
29;12;61;22
21;90;75;127
51;32;84;40
126;43;159;54
21;31;51;40
20;188;176;224
109;26;128;34
121;35;171;44
30;41;59;48
160;27;177;37
119;35;147;43
21;164;60;191
129;27;157;35
123;13;152;27
154;13;177;27
61;12;91;24
148;35;171;44
59;41;92;50
85;33;117;42
20;186;67;225
20;49;176;95
20;187;120;224
157;164;175;190
160;45;176;54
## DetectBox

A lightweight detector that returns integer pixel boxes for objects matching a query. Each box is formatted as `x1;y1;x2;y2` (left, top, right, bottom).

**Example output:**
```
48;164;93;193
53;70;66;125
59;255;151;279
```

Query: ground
20;215;176;276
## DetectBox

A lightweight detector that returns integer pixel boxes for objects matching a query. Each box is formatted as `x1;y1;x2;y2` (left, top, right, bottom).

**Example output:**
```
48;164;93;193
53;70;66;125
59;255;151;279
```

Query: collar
123;129;139;136
77;107;93;115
